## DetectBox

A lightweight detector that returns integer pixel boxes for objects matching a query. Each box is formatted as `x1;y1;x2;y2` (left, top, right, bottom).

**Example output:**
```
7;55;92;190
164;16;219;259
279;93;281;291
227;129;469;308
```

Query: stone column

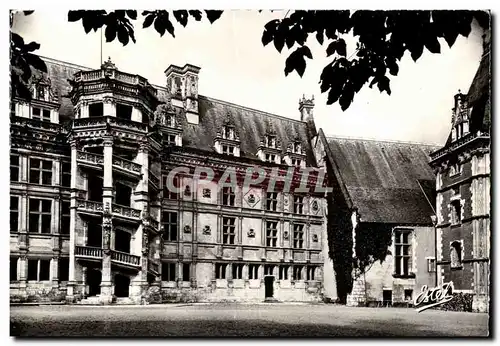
103;97;116;117
130;142;149;303
18;254;27;296
66;139;79;302
51;256;59;289
100;136;114;304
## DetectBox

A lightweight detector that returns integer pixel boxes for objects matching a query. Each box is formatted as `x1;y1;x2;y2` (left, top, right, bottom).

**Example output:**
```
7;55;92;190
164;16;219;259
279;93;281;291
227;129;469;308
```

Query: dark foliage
434;292;474;312
354;223;393;275
10;10;489;111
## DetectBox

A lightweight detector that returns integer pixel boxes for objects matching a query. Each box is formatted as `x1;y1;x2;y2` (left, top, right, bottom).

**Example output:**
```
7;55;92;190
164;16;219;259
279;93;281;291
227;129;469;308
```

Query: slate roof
320;130;439;225
36;57;316;166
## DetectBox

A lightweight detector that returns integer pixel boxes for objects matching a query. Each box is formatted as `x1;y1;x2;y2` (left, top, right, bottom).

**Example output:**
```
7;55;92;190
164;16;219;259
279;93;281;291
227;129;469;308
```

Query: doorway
114;274;130;298
87;268;102;296
264;276;275;298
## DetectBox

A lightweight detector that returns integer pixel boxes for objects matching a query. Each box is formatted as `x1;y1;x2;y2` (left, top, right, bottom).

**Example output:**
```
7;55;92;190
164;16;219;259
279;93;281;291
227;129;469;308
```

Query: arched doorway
114;274;130;298
87;268;102;297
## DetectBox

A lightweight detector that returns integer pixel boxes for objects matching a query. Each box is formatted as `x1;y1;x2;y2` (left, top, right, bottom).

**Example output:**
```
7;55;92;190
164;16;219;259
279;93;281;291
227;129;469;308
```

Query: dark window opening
293;224;304;248
29;199;52;233
182;263;190;282
222;217;236;244
293;265;303;280
60;201;70;235
222;186;236;206
162;212;178;241
61;162;71;187
307;266;316;280
89;103;103;118
59;258;69;281
115;229;131;253
279;266;289;280
248;264;259;279
88;176;103;202
266;221;278;247
10;155;19;181
115;183;132;206
32;107;51;122
116;103;132;121
10;258;18;281
383;290;392;305
264;264;275;276
161;262;176;281
10;196;19;233
87;223;102;248
266;192;278;211
395;230;412;276
232;264;243;279
27;260;38;281
29;158;52;185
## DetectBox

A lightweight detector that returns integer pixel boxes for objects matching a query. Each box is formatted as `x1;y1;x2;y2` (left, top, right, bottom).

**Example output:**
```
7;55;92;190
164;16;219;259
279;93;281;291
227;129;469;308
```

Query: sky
12;9;485;145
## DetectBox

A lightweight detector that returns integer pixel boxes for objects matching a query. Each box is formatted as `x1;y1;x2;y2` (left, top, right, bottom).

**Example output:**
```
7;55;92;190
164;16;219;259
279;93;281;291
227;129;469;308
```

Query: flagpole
100;27;103;67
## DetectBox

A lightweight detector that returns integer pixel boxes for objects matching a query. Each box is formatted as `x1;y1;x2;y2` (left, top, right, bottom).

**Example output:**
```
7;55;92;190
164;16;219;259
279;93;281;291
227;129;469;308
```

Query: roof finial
101;56;117;70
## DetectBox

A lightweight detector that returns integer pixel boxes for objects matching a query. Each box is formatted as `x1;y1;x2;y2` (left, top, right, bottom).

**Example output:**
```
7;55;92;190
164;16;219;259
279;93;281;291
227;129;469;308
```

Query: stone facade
10;57;330;304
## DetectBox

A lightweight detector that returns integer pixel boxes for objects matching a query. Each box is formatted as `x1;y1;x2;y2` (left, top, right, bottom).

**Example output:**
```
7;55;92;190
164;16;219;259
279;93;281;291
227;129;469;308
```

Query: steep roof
321;131;438;225
467;46;491;134
37;57;316;165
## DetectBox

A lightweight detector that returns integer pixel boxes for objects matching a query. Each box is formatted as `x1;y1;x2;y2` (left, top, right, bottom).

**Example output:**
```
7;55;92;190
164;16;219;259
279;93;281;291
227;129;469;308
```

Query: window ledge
392;273;416;279
450;223;462;228
451;266;464;271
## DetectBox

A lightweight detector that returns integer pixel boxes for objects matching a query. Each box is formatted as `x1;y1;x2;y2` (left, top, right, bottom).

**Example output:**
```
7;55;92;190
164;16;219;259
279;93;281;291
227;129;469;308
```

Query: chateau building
429;30;491;313
10;56;330;304
314;131;438;306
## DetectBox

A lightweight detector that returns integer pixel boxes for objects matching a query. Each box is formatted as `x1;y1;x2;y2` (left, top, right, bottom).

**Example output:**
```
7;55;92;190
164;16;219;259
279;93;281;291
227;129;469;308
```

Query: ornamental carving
184;185;191;197
284;231;289;240
203;225;211;235
247;229;255;238
312;234;319;242
183;225;191;234
142;232;149;255
312;200;319;212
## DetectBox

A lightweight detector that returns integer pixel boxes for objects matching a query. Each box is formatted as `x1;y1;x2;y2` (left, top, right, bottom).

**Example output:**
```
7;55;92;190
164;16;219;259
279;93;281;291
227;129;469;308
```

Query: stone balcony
76;151;142;180
72;116;149;134
75;245;103;260
148;170;160;191
111;250;141;269
10;116;64;132
77;150;104;170
112;203;142;222
112;156;142;179
76;199;104;216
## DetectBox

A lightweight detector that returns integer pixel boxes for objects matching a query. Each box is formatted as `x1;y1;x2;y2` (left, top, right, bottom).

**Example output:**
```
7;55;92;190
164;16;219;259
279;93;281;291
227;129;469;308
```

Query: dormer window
166;114;175;127
266;135;277;148
223;126;235;140
36;86;45;101
291;158;302;167
449;163;462;177
293;142;302;153
222;145;235;156
32;107;50;122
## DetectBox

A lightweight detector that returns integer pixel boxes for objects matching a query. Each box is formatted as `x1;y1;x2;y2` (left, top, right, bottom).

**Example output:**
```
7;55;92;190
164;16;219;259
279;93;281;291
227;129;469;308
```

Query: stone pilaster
66;139;79;302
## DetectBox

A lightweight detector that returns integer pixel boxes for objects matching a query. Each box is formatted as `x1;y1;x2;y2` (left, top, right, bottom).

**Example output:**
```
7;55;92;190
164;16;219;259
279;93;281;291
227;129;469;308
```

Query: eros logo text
414;281;454;313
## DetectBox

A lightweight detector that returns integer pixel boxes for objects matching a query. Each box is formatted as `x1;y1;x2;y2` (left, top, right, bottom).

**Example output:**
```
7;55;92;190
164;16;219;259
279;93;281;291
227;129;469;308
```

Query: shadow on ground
10;318;472;337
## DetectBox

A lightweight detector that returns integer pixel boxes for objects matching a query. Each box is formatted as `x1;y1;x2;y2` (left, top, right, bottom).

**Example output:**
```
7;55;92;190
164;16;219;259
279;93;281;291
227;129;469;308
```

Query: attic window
36;86;46;101
32;107;50;122
89;103;103;118
449;164;462;177
116;103;132;121
223;126;235;140
291;158;302;167
265;153;276;163
166;114;175;127
266;136;277;148
222;145;235;156
293;142;302;154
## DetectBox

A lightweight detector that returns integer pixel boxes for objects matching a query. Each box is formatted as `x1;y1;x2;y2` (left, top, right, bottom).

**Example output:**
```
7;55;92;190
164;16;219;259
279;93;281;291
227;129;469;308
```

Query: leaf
25;53;47;73
68;10;84;22
126;10;137;20
105;23;117;42
164;13;175;37
23;11;34;16
339;85;354;111
424;35;441;54
143;14;155;28
262;29;273;46
117;25;129;46
316;30;324;45
326;39;347;57
205;10;223;23
301;46;313;59
24;41;40;52
386;59;399;76
173;10;189;27
443;30;459;48
82;17;93;34
410;43;424;62
377;75;391;95
284;47;307;77
273;30;285;53
188;10;202;21
154;16;166;36
11;33;24;48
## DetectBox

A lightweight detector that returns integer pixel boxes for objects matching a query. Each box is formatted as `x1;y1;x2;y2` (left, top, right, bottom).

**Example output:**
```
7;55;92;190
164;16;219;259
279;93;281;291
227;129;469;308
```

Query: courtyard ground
10;303;489;337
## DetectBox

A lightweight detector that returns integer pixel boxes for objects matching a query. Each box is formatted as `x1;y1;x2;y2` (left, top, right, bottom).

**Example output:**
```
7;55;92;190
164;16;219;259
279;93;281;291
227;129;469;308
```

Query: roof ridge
198;95;306;124
324;134;441;147
40;55;93;71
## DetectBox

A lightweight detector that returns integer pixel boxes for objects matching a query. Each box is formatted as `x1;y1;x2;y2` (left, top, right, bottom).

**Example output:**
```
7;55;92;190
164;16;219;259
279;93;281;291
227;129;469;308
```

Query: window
59;257;69;281
10;155;19;181
427;258;436;273
27;259;50;281
10;258;17;281
222;217;236;244
166;115;175;127
29;199;52;233
232;264;243;279
116;104;132;121
266;192;278;211
10;196;19;233
450;241;463;269
222;186;236;206
449;163;462;177
29;158;52;185
61;162;71;187
215;263;227;279
264;264;275;276
293;224;304;248
404;289;413;301
163;175;180;200
32;107;51;122
89;103;103;118
166;134;176;146
307;266;316;281
222;145;235;156
265;153;276;163
61;201;70;235
162;212;178;241
223;126;234;140
293;196;304;214
293;266;303;280
291;158;302;167
182;263;190;282
451;200;462;225
279;266;289;280
248;264;259;279
266;221;278;247
394;230;412;276
293;142;302;153
36;85;46;100
161;262;176;281
266;135;276;148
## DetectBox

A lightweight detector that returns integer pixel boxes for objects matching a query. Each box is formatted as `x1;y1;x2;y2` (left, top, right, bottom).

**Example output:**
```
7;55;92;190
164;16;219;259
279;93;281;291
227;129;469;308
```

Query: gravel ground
10;303;490;337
